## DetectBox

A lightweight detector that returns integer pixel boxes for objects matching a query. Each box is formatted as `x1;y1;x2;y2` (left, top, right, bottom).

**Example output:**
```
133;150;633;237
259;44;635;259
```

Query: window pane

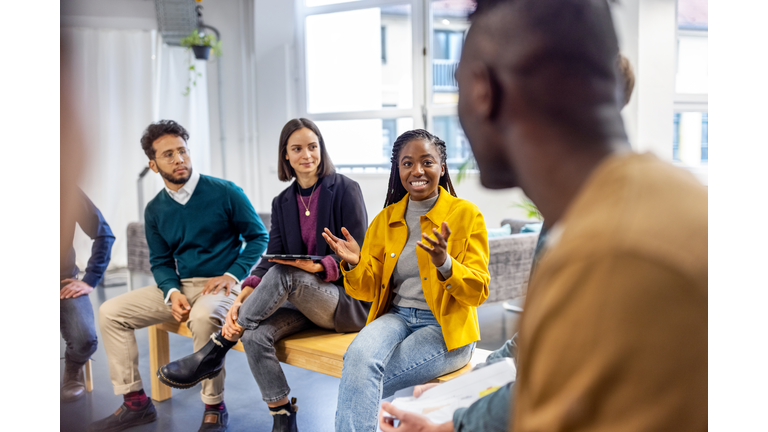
432;115;472;167
678;0;708;30
315;118;414;167
675;34;708;94
306;6;412;113
431;0;474;105
673;112;708;165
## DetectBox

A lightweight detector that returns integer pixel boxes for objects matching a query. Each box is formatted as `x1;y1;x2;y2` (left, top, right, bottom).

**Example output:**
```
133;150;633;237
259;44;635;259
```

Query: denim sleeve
485;333;518;364
77;189;116;288
452;382;514;432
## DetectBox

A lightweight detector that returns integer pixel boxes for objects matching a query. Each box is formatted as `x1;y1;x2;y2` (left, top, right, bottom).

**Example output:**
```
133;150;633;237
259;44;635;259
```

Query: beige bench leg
148;325;172;402
84;359;93;392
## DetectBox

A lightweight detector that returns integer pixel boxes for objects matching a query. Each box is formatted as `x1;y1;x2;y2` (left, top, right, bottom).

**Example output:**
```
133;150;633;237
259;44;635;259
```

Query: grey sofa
126;215;538;304
483;219;540;305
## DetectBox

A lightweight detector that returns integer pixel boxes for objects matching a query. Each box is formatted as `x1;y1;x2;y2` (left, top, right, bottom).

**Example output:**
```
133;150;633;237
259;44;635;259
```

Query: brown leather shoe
61;361;86;402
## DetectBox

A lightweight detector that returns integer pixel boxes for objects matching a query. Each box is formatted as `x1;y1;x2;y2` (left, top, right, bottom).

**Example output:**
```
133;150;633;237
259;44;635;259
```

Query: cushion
487;224;513;238
521;222;543;233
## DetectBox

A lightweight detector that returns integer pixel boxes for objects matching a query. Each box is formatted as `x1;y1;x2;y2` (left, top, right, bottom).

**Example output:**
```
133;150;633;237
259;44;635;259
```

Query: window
433;115;470;165
297;0;476;169
304;6;413;114
673;0;707;166
673;111;708;165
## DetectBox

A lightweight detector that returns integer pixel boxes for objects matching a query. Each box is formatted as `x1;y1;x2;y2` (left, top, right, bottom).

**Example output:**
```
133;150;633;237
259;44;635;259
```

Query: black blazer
250;173;370;332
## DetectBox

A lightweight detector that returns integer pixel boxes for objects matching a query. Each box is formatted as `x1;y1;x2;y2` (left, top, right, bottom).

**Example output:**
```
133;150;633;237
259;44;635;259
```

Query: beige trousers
98;277;239;404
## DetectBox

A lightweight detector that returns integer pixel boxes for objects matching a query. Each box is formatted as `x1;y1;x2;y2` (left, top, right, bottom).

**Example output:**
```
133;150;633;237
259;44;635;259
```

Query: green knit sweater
144;175;268;297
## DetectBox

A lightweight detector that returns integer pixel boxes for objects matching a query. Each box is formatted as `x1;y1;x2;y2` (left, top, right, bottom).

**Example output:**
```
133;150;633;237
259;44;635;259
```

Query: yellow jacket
341;187;490;350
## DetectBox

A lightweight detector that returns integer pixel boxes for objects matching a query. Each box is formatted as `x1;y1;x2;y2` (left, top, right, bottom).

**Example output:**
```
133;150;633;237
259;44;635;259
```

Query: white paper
387;358;516;424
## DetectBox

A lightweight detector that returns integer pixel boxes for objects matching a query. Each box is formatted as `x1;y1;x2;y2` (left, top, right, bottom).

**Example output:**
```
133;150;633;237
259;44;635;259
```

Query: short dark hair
277;118;336;182
140;120;189;160
468;0;625;143
383;129;457;208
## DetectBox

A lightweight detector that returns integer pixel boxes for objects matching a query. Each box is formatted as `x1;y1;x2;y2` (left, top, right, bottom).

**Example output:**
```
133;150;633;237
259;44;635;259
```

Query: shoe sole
156;368;222;390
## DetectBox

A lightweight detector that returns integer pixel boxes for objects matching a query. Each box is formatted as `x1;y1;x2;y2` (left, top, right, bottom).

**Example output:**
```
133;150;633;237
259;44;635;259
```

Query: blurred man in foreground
382;0;706;430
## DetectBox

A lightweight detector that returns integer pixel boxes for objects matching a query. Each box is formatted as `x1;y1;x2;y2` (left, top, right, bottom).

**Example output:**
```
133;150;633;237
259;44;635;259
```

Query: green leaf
511;199;543;221
455;155;476;184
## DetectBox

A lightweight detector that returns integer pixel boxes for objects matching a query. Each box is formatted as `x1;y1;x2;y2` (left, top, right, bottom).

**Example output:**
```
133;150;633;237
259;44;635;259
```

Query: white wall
610;0;677;159
61;0;156;29
637;0;677;159
253;0;299;212
199;0;261;210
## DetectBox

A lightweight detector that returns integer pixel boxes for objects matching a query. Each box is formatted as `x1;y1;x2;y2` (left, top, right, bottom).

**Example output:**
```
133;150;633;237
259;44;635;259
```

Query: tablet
262;254;325;262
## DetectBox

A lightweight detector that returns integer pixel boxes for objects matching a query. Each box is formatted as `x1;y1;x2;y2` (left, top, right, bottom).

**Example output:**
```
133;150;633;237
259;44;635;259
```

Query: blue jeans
60;283;98;365
237;264;340;402
335;305;475;432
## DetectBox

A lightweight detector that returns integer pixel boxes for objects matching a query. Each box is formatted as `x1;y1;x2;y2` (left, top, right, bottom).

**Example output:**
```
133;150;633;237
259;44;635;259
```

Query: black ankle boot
270;398;299;432
157;333;235;389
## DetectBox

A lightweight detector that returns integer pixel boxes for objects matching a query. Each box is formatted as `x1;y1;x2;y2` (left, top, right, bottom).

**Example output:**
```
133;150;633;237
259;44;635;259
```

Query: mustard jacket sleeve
438;210;490;307
340;214;384;303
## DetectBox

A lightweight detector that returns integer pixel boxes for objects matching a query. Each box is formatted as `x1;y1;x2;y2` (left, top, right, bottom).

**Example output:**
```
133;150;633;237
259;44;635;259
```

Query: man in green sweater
88;120;269;432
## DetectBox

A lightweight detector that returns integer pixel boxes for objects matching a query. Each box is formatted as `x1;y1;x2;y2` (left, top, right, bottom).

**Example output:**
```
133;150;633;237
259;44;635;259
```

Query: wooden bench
148;321;490;402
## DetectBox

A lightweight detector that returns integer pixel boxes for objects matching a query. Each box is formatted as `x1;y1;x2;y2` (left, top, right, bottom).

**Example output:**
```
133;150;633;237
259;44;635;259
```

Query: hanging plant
179;30;222;59
179;30;221;96
182;62;203;96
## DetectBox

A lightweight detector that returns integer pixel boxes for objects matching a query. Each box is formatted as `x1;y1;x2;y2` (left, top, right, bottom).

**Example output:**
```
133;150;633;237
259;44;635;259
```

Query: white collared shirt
161;170;240;304
164;169;200;205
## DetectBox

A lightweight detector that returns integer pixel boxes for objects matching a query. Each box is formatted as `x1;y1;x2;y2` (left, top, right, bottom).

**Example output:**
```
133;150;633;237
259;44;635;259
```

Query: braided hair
383;129;458;208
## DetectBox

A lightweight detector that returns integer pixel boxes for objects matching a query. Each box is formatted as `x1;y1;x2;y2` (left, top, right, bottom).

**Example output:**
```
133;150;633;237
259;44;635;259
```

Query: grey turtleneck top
392;193;453;309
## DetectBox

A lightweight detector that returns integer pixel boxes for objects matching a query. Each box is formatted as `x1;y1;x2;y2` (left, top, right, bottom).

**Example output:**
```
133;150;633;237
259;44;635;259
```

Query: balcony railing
433;59;459;92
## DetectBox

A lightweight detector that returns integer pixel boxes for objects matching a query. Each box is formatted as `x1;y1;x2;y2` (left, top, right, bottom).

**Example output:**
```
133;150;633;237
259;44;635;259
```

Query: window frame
673;2;708;171
295;0;470;169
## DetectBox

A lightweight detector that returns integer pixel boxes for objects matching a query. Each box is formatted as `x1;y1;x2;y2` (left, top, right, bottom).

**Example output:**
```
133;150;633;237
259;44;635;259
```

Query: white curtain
154;39;212;175
62;27;211;271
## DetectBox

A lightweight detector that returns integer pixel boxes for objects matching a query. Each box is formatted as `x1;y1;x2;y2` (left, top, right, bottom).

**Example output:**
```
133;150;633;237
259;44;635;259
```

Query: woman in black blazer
157;118;369;432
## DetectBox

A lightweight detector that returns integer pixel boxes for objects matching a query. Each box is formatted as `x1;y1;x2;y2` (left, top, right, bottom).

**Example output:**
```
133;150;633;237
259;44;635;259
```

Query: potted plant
179;30;222;60
179;30;222;96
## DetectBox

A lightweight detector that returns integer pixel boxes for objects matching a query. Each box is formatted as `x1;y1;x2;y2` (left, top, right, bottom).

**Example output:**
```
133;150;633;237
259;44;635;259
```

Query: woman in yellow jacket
323;129;490;432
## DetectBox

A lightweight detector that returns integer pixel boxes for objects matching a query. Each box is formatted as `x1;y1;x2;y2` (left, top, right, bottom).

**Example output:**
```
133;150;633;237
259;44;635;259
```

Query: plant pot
191;45;211;60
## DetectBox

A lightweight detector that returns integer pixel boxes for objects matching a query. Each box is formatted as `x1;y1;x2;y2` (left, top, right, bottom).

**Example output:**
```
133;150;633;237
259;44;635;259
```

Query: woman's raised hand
322;227;361;266
417;221;452;268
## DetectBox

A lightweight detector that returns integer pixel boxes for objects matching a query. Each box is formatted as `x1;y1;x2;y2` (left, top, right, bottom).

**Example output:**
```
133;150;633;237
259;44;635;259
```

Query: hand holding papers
384;358;516;425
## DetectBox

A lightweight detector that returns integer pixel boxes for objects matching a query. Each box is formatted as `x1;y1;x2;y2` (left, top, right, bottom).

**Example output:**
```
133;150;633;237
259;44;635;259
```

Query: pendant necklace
299;180;317;217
